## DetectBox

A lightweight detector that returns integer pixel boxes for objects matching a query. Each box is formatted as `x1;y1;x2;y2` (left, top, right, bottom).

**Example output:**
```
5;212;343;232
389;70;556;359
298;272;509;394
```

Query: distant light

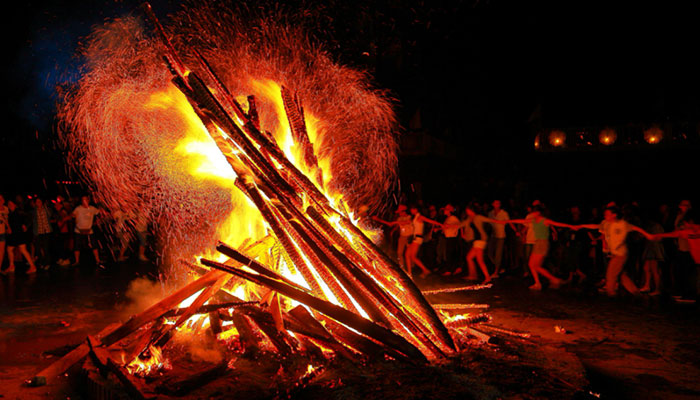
534;133;541;149
548;130;566;147
644;125;663;144
599;128;617;146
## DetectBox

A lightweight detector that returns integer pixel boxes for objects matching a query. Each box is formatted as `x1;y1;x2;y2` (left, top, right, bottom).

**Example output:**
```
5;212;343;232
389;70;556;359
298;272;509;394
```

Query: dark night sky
2;1;698;205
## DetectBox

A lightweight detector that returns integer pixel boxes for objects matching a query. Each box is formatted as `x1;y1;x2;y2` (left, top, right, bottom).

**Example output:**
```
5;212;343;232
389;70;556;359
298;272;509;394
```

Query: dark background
2;0;698;211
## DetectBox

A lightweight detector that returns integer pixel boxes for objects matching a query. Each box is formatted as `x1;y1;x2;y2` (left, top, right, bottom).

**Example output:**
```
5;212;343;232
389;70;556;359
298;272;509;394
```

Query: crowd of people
372;198;699;303
0;193;150;274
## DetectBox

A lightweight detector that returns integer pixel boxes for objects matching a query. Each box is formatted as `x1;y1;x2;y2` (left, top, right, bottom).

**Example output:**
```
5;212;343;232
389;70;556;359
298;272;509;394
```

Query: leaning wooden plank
201;258;427;363
30;322;120;385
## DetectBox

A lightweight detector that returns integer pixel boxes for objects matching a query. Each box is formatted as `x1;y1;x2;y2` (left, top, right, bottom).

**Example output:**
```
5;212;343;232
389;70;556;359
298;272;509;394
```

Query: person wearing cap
575;205;654;297
372;205;413;271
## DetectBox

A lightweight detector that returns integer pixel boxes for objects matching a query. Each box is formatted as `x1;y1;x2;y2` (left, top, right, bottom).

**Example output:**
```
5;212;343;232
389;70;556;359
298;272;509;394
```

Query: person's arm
575;223;600;230
652;230;687;240
502;218;530;225
418;215;443;227
545;219;576;229
628;224;654;240
371;215;396;226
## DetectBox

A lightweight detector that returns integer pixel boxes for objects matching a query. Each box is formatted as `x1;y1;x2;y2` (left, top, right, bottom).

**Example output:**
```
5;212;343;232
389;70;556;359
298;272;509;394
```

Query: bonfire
30;3;500;398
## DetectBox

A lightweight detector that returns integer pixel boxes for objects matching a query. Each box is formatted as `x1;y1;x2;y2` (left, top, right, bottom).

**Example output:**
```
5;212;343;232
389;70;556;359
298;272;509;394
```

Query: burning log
432;304;490;310
145;272;231;353
161;301;259;318
422;284;493;295
229;310;261;357
200;258;427;363
156;361;230;396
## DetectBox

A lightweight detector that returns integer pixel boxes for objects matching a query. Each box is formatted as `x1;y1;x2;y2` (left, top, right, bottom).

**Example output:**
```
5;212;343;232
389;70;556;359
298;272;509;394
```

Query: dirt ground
1;262;699;399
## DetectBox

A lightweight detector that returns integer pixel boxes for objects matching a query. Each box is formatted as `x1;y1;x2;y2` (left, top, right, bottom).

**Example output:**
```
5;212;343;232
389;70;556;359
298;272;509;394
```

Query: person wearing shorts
576;206;653;297
72;195;103;267
504;205;577;290
404;205;443;278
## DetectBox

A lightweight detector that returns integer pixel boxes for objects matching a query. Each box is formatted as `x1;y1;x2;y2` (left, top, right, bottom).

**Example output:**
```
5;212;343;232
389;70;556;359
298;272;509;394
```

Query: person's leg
19;244;36;273
38;234;51;267
528;254;543;289
397;236;407;268
605;255;627;296
410;244;430;277
640;260;652;292
650;260;662;295
0;240;5;271
493;238;505;275
7;245;16;270
619;271;640;295
475;249;491;284
466;248;478;279
523;244;533;277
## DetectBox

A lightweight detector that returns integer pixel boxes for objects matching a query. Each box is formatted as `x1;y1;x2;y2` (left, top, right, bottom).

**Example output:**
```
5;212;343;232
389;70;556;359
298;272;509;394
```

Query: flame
126;345;169;376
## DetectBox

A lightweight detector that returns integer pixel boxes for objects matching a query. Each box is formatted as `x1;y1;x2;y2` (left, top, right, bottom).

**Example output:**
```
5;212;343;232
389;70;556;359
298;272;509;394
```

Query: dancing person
487;200;511;278
404;204;443;278
575;205;653;297
372;205;413;270
503;204;575;290
639;216;665;296
563;205;589;284
72;195;104;267
672;200;692;298
0;195;9;273
444;203;494;284
440;204;461;274
656;210;699;303
5;199;37;274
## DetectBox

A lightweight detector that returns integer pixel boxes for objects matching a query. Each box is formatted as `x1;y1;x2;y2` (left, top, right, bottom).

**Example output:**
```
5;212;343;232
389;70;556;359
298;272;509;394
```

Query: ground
1;261;699;399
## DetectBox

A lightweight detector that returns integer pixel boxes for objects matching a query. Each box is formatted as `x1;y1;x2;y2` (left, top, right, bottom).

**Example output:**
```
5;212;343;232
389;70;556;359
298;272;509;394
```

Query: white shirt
74;205;100;233
443;215;461;238
600;219;632;256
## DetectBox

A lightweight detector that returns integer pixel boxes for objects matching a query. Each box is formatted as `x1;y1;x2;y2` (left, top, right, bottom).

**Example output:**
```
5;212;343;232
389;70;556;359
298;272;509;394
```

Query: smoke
119;276;165;317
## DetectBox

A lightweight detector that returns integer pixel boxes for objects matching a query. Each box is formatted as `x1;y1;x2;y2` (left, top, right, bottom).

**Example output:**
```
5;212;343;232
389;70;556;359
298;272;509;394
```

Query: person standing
576;206;653;297
72;195;104;267
6;199;37;274
32;197;53;270
487;200;510;278
672;200;692;298
654;210;699;303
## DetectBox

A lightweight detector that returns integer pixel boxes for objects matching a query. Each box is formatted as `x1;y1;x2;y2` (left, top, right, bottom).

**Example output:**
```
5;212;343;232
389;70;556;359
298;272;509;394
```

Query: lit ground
1;261;699;399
